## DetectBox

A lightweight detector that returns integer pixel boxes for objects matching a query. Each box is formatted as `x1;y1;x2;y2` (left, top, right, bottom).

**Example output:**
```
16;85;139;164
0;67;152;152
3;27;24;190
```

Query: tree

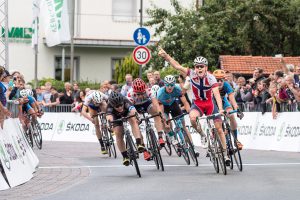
114;54;139;84
145;0;300;70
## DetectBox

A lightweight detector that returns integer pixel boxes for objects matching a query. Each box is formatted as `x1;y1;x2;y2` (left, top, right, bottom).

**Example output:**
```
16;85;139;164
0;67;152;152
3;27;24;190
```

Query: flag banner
31;0;41;48
40;0;71;47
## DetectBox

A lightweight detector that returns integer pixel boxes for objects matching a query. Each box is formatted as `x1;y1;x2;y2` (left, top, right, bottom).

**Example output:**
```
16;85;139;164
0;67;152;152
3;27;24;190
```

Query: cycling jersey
219;81;234;109
83;91;108;111
22;96;35;112
127;88;154;105
157;85;182;106
187;69;218;102
187;69;220;116
107;97;136;127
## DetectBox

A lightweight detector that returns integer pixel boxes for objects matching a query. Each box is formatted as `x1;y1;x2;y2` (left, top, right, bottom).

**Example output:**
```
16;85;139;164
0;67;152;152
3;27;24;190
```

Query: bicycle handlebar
166;112;188;124
108;112;138;127
139;112;162;122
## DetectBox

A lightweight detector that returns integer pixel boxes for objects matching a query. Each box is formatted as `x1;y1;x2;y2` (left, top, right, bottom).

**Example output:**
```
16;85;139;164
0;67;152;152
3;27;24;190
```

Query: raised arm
158;47;188;75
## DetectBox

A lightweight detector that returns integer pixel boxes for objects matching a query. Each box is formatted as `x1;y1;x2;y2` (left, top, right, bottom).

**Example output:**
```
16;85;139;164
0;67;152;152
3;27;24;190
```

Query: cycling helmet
20;89;28;97
193;56;208;66
213;70;226;79
26;89;33;96
108;91;124;107
92;91;103;104
132;78;146;93
164;75;176;85
151;85;160;96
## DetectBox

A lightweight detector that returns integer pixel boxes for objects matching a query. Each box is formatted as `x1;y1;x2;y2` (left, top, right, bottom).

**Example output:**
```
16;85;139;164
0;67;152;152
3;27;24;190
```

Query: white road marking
39;162;300;169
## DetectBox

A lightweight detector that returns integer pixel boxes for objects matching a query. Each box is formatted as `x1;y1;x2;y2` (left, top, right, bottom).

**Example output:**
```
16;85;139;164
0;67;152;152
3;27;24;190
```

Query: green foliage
145;0;300;70
114;54;140;84
159;66;180;79
29;78;100;92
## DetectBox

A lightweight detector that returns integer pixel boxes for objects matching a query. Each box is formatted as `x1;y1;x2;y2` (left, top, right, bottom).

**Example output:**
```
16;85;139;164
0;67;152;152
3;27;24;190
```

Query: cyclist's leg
127;108;144;152
147;100;165;145
114;124;129;165
89;108;105;153
189;103;205;137
227;106;243;149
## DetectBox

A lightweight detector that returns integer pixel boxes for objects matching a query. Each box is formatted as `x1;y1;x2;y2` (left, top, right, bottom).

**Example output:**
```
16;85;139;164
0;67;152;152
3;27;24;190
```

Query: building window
111;58;122;80
112;0;137;22
55;56;80;81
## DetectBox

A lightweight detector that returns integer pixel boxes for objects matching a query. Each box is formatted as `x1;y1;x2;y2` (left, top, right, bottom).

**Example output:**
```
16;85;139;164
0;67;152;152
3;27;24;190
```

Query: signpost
132;27;151;77
133;46;151;65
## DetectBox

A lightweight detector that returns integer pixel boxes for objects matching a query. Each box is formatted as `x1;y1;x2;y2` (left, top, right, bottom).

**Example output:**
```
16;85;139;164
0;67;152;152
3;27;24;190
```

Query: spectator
253;79;271;113
0;67;11;127
72;90;86;112
35;87;43;105
111;84;120;92
146;71;153;87
274;70;284;82
285;75;300;102
235;76;246;108
239;81;254;111
85;87;91;95
294;65;300;87
224;70;238;89
49;87;60;106
41;82;52;111
153;71;164;87
72;82;80;102
252;67;265;90
148;77;156;88
121;74;133;96
102;80;112;96
59;82;74;104
9;72;24;100
1;69;11;101
177;75;192;105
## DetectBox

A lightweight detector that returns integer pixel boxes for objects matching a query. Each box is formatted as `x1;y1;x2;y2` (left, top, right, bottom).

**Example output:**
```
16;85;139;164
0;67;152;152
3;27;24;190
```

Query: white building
7;0;194;83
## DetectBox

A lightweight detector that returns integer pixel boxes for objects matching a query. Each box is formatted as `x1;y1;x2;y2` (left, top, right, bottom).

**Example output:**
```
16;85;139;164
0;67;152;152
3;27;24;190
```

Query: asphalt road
1;141;300;200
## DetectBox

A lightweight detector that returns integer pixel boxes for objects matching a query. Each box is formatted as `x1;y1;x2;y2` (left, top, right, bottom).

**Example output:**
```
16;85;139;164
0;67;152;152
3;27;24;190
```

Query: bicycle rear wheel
32;120;42;149
178;129;190;165
215;133;227;175
27;126;34;148
126;133;141;178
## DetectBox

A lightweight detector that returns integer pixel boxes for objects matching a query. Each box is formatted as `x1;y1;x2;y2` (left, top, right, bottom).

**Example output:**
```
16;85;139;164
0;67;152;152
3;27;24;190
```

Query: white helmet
193;56;208;66
92;91;103;104
20;89;28;97
151;85;160;96
164;75;176;85
26;89;33;96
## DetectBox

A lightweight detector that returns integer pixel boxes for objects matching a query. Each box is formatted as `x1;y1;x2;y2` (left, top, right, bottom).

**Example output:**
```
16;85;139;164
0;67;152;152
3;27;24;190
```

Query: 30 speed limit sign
133;46;151;65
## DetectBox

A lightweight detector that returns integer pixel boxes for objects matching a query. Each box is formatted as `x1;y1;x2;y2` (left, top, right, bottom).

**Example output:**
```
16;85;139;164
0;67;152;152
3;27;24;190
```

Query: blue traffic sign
133;27;150;46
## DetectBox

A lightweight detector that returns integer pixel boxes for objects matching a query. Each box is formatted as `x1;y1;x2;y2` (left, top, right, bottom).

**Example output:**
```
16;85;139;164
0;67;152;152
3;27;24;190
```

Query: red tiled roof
219;55;300;75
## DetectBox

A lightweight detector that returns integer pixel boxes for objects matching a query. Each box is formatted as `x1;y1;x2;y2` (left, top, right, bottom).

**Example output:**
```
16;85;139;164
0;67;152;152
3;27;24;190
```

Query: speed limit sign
132;46;151;65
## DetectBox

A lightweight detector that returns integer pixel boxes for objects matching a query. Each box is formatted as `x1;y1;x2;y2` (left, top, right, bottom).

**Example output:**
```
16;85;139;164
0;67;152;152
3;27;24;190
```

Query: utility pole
70;0;75;84
139;0;143;78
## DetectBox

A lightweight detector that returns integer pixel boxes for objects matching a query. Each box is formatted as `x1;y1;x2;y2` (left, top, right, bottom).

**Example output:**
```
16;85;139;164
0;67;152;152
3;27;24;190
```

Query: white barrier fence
38;112;300;152
0;119;39;190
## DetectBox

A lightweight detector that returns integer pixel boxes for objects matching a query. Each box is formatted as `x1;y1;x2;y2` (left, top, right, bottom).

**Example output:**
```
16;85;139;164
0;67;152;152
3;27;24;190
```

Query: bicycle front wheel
126;133;141;178
184;134;198;167
231;133;243;171
32;120;42;149
108;131;117;159
208;129;219;173
215;133;227;175
150;129;164;171
164;135;172;156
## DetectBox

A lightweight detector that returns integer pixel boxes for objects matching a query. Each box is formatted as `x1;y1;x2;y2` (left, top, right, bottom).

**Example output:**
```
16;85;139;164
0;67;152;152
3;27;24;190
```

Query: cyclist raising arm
158;47;230;166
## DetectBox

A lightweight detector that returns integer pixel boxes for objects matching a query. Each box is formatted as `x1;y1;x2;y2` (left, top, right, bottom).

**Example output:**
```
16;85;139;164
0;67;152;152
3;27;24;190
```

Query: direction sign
133;46;151;65
133;27;150;46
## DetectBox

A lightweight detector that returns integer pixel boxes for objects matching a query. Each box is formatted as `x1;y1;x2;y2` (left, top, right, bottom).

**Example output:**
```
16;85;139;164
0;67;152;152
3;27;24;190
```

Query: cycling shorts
191;99;221;120
163;101;183;118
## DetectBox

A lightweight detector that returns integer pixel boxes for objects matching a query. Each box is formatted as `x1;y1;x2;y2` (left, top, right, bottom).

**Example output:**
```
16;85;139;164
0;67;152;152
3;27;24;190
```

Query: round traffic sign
133;46;151;65
133;27;150;46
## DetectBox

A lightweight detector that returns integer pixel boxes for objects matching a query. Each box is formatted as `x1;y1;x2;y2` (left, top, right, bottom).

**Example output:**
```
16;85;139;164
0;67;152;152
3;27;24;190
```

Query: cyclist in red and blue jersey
127;78;165;152
213;70;244;150
158;47;230;166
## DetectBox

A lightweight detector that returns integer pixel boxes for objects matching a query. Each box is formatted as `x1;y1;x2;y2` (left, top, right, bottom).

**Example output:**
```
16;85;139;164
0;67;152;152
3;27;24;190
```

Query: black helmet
108;91;124;107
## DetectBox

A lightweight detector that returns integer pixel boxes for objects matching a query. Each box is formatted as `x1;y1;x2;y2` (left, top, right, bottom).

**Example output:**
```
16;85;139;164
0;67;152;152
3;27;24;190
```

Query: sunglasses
114;104;123;108
217;79;224;82
194;65;206;69
165;83;175;88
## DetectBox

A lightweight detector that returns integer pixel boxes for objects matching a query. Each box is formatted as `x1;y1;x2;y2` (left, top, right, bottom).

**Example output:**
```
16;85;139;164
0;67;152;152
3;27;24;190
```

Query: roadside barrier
38;112;300;152
0;118;39;190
